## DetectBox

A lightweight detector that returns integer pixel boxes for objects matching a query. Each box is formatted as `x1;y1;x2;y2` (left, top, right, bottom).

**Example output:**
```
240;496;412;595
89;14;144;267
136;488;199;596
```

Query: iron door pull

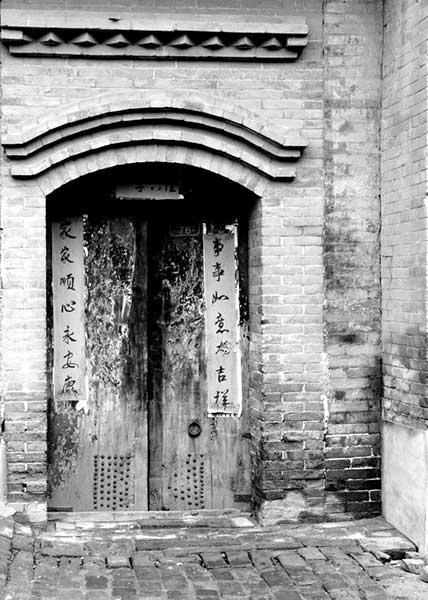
188;421;202;438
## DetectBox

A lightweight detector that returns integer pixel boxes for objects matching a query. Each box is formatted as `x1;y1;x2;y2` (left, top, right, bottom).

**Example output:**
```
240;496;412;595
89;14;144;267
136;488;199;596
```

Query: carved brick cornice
0;10;308;61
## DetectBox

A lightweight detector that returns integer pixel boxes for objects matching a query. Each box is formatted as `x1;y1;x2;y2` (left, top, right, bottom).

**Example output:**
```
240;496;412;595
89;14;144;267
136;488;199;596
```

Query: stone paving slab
0;515;427;599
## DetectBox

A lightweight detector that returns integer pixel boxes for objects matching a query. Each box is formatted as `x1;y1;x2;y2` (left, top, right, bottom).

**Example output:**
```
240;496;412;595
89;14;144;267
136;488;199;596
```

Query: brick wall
323;0;382;518
0;0;383;520
381;0;428;428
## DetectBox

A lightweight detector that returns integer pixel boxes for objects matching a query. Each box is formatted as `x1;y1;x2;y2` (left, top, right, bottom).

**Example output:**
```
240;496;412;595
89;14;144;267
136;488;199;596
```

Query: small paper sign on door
203;225;242;416
52;217;86;405
115;183;183;201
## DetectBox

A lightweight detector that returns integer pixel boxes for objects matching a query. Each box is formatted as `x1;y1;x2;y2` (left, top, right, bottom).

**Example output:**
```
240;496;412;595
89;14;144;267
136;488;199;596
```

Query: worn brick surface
322;0;382;520
381;0;428;426
0;516;425;599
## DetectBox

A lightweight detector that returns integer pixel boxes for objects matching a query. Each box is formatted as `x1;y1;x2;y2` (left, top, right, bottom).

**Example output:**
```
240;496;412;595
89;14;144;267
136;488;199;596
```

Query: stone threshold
47;508;255;529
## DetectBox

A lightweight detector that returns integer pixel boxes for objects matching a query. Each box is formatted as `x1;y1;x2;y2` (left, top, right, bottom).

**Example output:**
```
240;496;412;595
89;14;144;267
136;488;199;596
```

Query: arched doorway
1;90;306;520
46;164;255;512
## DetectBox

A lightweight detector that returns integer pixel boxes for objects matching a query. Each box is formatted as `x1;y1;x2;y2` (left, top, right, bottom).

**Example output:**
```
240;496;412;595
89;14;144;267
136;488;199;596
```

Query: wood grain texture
48;207;250;513
148;221;211;511
49;216;148;511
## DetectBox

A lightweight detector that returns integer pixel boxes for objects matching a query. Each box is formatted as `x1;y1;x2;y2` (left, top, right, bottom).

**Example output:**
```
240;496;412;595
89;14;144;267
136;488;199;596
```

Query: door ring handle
188;421;202;438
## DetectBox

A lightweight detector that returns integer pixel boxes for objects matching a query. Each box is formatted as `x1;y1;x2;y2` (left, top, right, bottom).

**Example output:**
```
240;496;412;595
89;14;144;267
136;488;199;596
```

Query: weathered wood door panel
48;210;250;512
48;216;148;511
147;221;212;510
147;220;251;511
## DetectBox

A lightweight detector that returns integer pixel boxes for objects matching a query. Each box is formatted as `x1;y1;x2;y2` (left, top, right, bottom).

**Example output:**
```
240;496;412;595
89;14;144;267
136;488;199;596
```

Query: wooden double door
47;210;250;512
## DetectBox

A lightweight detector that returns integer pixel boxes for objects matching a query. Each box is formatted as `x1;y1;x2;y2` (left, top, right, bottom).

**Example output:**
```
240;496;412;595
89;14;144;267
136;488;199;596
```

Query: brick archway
37;147;270;198
1;92;308;520
3;90;306;191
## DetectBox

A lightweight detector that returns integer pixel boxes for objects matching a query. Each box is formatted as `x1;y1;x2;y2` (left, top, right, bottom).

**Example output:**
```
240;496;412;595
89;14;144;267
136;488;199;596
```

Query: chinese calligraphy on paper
52;217;86;404
203;226;242;416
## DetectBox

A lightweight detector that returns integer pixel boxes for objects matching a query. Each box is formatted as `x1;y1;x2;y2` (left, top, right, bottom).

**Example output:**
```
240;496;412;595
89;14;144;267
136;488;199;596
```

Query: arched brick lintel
35;143;270;197
3;90;306;152
3;91;306;188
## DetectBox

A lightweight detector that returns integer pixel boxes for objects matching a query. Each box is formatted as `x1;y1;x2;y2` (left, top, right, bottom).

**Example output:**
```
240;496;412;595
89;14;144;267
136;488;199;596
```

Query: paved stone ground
0;512;427;600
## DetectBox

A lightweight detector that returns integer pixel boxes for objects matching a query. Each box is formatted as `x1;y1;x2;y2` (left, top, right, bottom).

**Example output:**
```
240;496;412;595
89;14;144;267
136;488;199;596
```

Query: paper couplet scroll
203;224;242;417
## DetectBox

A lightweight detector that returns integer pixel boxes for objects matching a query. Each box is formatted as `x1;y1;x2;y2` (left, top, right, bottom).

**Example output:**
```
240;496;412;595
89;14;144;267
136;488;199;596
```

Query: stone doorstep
47;508;248;522
48;511;255;536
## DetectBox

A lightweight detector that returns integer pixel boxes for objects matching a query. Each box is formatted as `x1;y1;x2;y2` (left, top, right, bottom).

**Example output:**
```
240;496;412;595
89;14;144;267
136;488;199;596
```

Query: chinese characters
203;228;242;416
52;218;86;403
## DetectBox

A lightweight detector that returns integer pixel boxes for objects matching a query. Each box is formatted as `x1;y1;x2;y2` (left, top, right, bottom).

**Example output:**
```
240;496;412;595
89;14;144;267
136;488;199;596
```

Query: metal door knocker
188;420;202;438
